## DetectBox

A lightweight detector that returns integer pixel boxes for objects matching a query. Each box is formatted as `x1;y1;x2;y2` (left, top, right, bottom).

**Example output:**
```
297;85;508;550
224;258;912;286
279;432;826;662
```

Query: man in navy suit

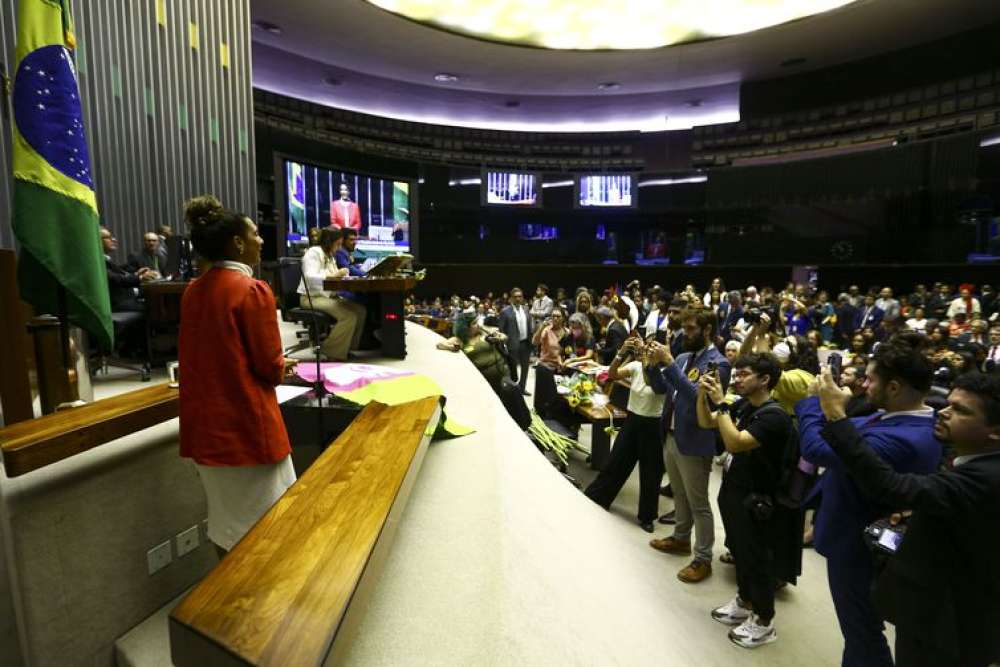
648;309;731;583
817;369;1000;667
498;287;533;395
856;294;884;331
796;334;942;667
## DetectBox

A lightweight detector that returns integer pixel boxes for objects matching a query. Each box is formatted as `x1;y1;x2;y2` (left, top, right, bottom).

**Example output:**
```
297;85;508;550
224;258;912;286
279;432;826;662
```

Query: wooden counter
0;383;179;478
169;396;442;666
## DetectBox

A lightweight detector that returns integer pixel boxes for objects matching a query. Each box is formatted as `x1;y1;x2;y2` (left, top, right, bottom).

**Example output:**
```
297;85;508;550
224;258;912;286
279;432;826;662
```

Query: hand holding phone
828;352;843;385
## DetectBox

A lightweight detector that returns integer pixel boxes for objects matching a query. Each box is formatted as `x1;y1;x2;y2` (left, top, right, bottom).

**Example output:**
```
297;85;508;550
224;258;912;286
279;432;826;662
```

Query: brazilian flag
12;0;112;349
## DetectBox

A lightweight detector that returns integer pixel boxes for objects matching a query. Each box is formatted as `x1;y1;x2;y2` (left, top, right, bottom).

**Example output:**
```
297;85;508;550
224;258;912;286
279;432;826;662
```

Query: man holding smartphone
816;369;1000;667
795;334;942;666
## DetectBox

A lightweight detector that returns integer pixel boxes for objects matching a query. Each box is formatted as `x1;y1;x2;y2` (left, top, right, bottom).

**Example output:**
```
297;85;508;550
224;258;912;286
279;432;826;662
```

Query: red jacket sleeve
240;281;285;386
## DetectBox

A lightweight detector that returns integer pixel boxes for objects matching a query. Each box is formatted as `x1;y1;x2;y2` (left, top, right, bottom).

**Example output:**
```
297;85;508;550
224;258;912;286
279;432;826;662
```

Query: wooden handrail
169;396;442;667
0;383;179;478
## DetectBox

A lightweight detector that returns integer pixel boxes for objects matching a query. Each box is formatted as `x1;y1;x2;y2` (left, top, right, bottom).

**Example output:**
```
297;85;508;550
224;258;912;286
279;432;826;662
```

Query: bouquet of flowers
563;373;598;408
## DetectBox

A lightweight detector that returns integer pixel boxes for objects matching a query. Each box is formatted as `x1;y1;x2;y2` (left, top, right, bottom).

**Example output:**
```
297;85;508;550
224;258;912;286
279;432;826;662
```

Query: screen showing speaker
482;170;540;207
284;159;411;252
576;174;635;208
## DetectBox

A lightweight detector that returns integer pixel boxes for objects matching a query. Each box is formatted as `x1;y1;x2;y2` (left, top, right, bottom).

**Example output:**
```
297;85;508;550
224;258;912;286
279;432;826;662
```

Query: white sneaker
711;597;751;626
728;614;777;649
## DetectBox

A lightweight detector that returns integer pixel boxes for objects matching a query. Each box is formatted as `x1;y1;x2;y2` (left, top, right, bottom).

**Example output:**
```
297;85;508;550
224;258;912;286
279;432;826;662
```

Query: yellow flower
567;396;580;408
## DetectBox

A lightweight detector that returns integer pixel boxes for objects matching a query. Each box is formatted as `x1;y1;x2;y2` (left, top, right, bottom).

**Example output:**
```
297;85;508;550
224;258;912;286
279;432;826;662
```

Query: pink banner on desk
295;362;416;394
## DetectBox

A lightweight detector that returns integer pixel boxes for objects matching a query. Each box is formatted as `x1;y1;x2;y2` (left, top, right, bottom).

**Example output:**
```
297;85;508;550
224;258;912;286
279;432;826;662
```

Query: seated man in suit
127;232;167;275
816;369;1000;667
796;333;942;667
101;226;157;312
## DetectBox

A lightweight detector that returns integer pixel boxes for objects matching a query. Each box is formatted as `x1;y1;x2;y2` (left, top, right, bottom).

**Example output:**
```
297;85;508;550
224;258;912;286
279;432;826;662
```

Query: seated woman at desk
562;312;596;370
436;311;511;394
178;195;298;556
298;228;366;361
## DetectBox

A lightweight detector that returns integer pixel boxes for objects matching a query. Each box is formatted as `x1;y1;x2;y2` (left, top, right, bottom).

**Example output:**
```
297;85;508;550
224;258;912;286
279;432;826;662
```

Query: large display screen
482;170;540;207
285;159;411;252
518;224;558;241
576;174;635;208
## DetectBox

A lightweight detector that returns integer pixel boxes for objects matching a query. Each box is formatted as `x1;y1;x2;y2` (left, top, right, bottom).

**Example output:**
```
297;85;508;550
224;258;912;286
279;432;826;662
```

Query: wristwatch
715;402;731;415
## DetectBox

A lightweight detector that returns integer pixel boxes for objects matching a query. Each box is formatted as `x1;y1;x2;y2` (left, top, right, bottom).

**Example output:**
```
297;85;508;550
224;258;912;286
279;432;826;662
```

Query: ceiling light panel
366;0;857;50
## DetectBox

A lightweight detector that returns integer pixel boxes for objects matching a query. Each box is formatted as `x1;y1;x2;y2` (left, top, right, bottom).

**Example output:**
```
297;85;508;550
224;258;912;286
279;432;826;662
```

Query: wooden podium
323;277;417;359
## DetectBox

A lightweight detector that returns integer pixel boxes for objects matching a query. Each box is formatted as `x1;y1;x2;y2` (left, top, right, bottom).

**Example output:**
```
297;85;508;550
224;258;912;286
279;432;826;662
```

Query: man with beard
665;297;687;356
816;370;1000;667
648;309;730;583
795;333;942;667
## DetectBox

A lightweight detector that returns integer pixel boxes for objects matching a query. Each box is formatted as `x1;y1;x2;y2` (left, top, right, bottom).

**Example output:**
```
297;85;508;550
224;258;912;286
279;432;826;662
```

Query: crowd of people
424;278;999;665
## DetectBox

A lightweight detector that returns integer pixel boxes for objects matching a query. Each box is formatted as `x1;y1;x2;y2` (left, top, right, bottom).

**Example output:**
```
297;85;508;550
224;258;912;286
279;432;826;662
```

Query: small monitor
517;224;558;240
576;174;635;208
482;170;541;207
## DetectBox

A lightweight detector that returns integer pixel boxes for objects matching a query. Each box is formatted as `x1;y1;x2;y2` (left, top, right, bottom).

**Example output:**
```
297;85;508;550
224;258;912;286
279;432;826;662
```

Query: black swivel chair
275;257;335;355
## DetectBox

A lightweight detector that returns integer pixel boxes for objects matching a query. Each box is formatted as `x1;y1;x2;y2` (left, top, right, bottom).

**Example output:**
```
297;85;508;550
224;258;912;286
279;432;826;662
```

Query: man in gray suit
498;287;533;395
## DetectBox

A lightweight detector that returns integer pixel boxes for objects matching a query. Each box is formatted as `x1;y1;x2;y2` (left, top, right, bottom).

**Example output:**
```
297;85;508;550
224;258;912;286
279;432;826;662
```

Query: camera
706;361;718;374
744;307;776;326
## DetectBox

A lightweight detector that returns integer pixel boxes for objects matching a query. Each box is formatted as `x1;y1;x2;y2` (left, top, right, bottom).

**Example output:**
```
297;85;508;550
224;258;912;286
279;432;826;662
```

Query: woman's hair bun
183;195;224;228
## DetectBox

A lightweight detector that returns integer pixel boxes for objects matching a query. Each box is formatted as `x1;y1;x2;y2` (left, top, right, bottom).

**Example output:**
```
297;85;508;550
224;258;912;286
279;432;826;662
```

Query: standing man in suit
856;294;884;331
498;287;532;395
329;182;362;231
666;297;687;354
985;325;1000;373
835;293;860;348
796;334;942;667
816;369;1000;667
647;309;731;583
875;287;901;322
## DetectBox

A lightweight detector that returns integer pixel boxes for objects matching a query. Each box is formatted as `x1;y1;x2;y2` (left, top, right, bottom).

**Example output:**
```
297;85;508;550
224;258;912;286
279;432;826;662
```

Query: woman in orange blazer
178;196;297;555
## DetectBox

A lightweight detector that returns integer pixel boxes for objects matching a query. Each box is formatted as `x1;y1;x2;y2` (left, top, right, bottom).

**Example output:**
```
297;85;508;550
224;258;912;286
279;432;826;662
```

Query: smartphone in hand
829;352;843;384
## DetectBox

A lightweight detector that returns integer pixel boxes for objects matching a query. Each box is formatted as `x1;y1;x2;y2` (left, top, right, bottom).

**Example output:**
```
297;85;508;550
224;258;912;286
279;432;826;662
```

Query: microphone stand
299;252;329;402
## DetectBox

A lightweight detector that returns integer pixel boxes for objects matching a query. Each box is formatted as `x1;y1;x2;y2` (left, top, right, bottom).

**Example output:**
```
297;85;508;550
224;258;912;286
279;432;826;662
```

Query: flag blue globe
13;44;94;189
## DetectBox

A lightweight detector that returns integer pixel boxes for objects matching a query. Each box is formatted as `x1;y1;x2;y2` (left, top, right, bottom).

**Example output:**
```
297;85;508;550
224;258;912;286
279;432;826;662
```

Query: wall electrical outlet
147;541;172;575
176;525;200;557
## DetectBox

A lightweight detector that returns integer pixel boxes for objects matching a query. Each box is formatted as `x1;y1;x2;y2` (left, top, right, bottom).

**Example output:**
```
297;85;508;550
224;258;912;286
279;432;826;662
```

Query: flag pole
56;285;71;369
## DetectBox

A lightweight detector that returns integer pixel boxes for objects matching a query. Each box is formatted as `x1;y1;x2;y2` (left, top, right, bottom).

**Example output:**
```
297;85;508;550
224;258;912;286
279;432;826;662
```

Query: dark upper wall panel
0;0;256;261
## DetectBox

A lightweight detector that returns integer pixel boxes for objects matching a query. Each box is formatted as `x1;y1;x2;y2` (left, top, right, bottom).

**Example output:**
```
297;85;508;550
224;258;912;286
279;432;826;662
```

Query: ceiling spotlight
686;99;703;108
598;82;621;91
251;20;282;35
780;57;807;68
434;73;459;83
324;76;343;87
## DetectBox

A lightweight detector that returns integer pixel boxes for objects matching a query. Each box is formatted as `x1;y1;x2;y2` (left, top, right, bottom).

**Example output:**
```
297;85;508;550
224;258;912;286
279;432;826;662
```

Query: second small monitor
482;170;541;207
576;174;635;208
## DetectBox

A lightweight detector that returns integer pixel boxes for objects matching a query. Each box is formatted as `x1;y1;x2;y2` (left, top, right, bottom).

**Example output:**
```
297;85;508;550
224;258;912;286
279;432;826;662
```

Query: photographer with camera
795;333;942;667
696;353;794;648
584;335;668;532
816;369;1000;667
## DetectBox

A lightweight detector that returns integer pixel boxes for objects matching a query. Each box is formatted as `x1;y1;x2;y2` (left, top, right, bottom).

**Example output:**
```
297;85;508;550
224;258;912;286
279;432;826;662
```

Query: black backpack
745;403;809;509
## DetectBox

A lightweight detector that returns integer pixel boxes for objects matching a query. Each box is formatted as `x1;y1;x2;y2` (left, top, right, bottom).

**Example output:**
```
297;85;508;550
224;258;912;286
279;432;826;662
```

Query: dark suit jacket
497;304;532;353
650;346;731;457
105;257;143;312
126;250;163;273
822;419;1000;667
856;304;885;331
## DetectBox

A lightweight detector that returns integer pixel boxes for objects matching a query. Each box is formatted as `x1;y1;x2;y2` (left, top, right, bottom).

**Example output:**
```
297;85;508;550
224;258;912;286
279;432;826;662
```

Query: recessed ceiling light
324;76;343;87
434;73;459;83
686;99;703;108
780;57;807;67
598;82;621;91
251;20;282;35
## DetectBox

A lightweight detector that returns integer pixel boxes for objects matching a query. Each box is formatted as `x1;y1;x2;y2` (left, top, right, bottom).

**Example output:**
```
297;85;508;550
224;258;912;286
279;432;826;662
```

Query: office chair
276;257;335;355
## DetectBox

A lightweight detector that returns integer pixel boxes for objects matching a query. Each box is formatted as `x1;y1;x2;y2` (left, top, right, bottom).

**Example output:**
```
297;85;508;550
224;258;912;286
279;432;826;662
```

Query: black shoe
660;484;674;498
658;510;676;525
640;521;655;533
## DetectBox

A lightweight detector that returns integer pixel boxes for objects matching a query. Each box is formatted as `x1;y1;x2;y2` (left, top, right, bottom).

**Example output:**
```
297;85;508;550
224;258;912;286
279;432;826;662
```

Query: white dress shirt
514;306;528;341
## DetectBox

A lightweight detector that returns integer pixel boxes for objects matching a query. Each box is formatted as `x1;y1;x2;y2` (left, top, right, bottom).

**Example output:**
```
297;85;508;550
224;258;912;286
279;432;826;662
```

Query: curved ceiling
250;0;1000;132
364;0;857;50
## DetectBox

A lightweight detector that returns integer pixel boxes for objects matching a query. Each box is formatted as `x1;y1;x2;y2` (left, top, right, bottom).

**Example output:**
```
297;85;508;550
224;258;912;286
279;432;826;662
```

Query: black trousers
719;480;776;623
514;341;531;391
584;413;663;523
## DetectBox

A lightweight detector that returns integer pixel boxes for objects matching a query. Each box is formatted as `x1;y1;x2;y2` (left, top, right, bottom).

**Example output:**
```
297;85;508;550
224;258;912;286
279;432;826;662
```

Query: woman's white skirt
195;456;296;551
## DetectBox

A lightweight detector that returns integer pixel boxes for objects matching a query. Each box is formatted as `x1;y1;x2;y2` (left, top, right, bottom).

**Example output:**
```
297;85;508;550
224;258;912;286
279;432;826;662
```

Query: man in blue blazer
855;294;885;331
648;309;731;583
796;334;942;667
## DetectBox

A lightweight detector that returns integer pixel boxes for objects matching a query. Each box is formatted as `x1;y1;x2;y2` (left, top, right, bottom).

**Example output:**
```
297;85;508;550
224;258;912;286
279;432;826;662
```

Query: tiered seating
693;70;1000;167
254;90;646;171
